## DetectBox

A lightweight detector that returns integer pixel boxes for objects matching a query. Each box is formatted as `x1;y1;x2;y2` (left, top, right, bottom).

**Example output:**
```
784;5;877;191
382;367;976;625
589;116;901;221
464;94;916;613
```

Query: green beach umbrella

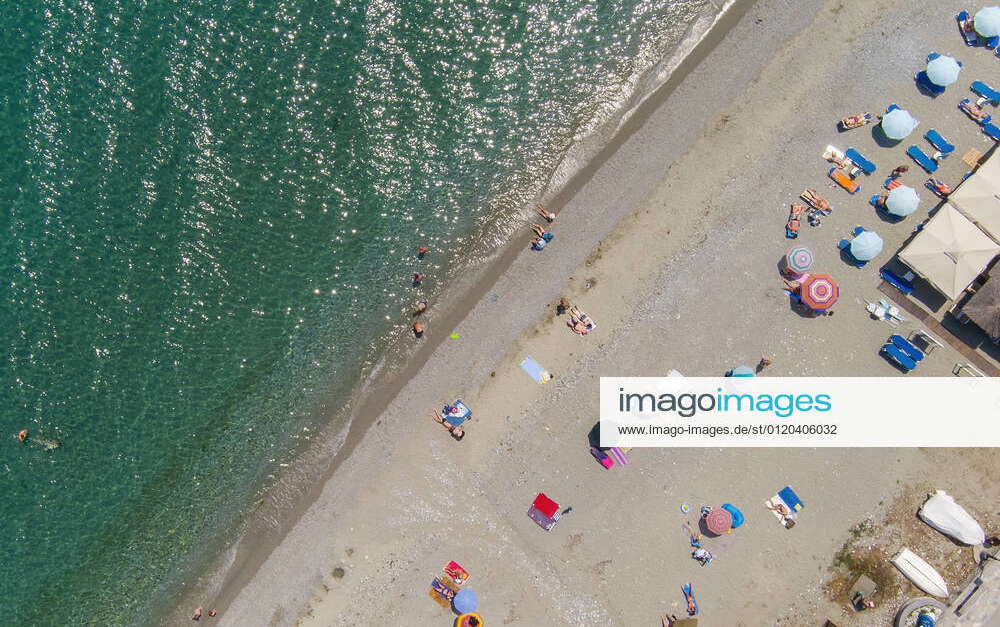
975;6;1000;38
886;185;920;217
926;55;962;87
881;108;918;140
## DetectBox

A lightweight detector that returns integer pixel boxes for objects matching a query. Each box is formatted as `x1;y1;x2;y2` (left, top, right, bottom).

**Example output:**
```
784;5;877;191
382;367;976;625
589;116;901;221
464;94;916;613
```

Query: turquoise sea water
1;0;716;623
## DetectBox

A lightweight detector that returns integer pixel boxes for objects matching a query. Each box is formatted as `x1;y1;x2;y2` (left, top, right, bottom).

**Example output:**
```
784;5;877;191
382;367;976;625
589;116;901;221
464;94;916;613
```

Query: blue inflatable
721;503;745;529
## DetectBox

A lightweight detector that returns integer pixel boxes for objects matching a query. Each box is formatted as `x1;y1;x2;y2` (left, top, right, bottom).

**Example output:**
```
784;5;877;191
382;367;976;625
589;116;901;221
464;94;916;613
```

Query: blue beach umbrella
975;6;1000;38
850;230;884;261
926;55;962;87
881;108;918;140
728;365;755;377
886;185;920;217
453;589;478;614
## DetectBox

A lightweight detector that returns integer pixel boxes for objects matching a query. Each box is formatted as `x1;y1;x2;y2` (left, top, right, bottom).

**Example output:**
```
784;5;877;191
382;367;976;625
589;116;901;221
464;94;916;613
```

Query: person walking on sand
412;272;423;287
535;204;556;223
756;357;772;373
192;607;203;621
890;164;909;179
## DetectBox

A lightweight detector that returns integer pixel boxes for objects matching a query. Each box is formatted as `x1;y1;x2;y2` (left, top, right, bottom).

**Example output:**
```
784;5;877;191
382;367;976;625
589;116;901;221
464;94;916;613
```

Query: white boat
892;548;949;598
919;490;986;546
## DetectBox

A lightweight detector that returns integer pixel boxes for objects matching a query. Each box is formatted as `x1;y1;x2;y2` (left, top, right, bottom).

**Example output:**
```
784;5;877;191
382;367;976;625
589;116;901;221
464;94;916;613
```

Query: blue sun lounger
845;148;876;174
984;123;1000;141
907;145;938;172
972;80;1000;105
880;268;915;294
881;343;917;372
890;334;925;362
958;12;979;45
916;71;946;95
925;129;954;154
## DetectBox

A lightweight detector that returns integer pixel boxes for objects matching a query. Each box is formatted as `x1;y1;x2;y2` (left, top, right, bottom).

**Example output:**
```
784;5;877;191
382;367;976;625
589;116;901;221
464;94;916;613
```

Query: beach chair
959;98;993;125
845;148;876;174
925;129;955;154
909;329;944;354
983;123;1000;141
890;333;925;362
829;167;860;194
953;362;987;377
881;343;917;372
971;80;1000;105
880;268;915;294
916;71;946;96
907;145;938;173
958;11;978;46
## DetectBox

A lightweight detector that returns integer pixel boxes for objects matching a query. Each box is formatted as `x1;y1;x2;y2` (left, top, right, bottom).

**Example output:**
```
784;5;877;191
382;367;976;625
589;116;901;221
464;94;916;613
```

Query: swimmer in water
413;272;424;287
417;246;429;258
18;429;28;443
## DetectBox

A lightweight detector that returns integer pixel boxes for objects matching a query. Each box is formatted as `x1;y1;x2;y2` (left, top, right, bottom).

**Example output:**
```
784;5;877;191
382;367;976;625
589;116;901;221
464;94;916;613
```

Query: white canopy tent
898;204;1000;300
948;149;1000;241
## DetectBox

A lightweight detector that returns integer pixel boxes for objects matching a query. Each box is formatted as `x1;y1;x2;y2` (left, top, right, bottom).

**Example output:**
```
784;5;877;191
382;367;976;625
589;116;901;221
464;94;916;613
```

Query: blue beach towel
778;486;804;512
519;356;547;383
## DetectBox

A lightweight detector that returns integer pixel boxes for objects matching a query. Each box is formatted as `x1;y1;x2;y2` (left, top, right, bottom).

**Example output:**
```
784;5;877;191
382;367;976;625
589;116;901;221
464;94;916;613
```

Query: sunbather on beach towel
785;204;803;238
431;411;466;441
801;189;830;211
568;315;591;335
531;236;546;251
961;99;991;122
766;501;797;527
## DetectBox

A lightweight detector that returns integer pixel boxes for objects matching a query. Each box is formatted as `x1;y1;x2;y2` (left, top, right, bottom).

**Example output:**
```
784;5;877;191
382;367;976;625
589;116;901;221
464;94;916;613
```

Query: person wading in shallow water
413;321;424;338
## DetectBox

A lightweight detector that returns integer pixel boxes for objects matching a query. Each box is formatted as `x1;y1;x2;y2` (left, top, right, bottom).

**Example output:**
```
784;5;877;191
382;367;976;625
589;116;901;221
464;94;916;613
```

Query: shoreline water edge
157;0;754;623
178;0;1000;625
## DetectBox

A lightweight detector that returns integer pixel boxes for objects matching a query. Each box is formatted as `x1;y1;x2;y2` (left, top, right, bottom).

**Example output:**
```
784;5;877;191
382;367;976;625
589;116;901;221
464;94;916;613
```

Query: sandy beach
178;0;1000;625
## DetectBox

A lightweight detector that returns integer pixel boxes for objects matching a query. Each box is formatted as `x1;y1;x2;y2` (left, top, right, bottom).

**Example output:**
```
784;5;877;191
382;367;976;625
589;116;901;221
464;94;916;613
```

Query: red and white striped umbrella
705;508;733;535
799;274;839;311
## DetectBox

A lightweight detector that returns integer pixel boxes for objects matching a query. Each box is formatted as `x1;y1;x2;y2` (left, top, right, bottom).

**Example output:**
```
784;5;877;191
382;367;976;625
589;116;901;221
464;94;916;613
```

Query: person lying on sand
530;223;554;243
535;204;555;223
431;411;465;441
530;236;547;251
801;189;830;211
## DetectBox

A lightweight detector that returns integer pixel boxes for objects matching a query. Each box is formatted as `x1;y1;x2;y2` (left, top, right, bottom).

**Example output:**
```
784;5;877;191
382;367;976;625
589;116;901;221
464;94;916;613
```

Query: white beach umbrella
926;55;962;87
850;231;884;261
881;108;918;140
886;185;921;217
974;6;1000;37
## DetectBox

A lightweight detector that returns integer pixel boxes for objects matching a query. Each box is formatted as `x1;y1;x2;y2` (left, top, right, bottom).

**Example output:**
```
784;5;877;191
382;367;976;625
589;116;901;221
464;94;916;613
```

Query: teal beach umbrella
926;55;962;87
886;185;920;217
975;6;1000;37
881;108;918;140
850;230;884;261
